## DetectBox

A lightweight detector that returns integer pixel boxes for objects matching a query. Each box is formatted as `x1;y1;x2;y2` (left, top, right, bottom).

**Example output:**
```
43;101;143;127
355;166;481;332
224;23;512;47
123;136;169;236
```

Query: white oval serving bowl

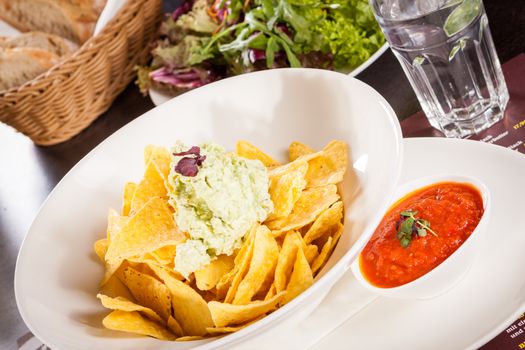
15;68;402;350
351;174;491;300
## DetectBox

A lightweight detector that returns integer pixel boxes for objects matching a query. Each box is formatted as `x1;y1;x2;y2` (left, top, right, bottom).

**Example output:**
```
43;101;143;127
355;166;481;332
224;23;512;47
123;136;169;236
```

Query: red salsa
360;182;484;288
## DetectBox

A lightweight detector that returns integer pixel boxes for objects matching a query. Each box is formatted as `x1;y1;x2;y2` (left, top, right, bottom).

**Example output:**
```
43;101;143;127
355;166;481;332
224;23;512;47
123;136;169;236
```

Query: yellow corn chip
167;315;184;337
153;265;214;336
264;283;277;301
266;162;308;221
99;273;135;301
107;208;129;242
122;182;137;216
205;316;263;335
216;226;256;300
304;244;319;265
305;140;348;188
268;152;321;178
233;226;279;304
149;245;177;267
145;261;185;283
303;201;343;244
274;231;303;293
144;145;172;179
130;160;168;214
105;197;186;263
195;255;235;291
208;291;286;327
224;235;255;303
289;141;314;162
267;185;339;232
176;336;205;341
281;248;313;305
122;267;172;322
102;310;176;340
236;140;280;167
312;236;333;275
97;294;163;324
94;239;108;262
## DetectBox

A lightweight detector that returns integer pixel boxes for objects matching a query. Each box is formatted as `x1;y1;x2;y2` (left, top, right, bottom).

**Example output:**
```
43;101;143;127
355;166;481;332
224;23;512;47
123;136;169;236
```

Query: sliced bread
0;0;101;44
0;47;60;91
0;32;78;57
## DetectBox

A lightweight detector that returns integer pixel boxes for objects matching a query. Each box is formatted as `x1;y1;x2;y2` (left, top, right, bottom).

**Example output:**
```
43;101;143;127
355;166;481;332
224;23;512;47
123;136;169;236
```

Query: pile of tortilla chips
94;140;347;341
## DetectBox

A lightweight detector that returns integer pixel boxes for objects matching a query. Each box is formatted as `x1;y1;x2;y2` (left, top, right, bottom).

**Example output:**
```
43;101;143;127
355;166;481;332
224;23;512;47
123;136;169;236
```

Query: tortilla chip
102;310;176;340
312;236;333;275
122;267;172;322
149;245;177;267
107;208;129;242
105;197;186;263
224;235;255;303
144;145;172;179
274;231;303;293
281;248;313;305
205;316;263;335
167;315;184;337
303;201;343;244
153;265;214;336
176;336;205;341
289;141;314;162
236;140;280;167
304;244;319;265
208;291;286;327
195;255;235;291
122;182;137;216
267;185;339;232
264;283;277;301
266;162;308;221
94;239;108;262
233;226;279;304
97;294;163;324
145;260;185;282
130;160;168;214
99;273;135;301
305;140;348;187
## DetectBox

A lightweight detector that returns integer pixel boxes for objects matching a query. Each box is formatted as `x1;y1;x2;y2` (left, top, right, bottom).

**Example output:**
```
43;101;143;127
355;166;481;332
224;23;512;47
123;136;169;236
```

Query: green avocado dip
168;142;274;278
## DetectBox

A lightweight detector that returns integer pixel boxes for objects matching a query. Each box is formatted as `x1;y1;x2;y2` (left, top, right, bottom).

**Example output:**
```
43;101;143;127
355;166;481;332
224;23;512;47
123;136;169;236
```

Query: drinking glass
370;0;509;138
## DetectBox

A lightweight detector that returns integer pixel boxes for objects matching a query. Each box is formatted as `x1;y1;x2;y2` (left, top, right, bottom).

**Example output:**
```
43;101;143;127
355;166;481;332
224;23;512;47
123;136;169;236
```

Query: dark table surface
1;1;524;349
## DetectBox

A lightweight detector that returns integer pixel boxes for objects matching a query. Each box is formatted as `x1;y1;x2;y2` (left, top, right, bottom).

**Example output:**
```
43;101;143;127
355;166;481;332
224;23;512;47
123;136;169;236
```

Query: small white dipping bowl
351;174;491;299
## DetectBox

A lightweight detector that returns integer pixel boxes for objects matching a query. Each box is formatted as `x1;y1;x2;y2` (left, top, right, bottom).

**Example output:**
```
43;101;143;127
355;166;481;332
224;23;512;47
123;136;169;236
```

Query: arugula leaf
265;36;279;68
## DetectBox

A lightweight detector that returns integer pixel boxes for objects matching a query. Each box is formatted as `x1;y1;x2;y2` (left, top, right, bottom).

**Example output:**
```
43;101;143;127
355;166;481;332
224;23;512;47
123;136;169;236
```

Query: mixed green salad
137;0;385;95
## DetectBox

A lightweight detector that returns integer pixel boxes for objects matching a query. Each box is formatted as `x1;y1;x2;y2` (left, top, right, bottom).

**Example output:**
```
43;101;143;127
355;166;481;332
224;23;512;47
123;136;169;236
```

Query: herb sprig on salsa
396;210;438;248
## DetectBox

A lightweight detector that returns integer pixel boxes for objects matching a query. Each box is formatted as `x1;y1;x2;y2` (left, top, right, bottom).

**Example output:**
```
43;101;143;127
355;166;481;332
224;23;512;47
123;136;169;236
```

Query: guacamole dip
168;142;273;277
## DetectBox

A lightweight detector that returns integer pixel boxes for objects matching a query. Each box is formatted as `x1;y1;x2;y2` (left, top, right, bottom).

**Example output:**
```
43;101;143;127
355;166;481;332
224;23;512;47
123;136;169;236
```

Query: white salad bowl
15;68;402;350
351;174;491;300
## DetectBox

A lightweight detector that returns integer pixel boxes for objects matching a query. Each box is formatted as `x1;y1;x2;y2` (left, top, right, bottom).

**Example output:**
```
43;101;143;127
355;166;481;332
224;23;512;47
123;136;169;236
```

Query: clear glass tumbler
370;0;509;138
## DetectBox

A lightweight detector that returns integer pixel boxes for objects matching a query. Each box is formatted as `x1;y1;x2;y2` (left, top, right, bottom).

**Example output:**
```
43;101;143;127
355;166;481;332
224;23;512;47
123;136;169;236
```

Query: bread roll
0;32;78;57
0;0;104;44
0;47;59;91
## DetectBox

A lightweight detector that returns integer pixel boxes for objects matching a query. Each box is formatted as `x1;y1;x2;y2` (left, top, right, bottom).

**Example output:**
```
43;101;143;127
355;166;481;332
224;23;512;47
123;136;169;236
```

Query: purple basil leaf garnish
173;146;205;177
175;157;199;177
173;146;201;157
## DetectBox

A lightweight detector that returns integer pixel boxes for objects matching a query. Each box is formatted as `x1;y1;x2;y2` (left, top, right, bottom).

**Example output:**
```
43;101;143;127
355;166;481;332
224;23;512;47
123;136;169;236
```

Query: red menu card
401;53;525;350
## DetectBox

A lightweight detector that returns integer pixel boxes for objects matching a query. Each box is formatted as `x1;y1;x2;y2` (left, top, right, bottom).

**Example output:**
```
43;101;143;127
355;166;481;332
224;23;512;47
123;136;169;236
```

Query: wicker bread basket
0;0;162;146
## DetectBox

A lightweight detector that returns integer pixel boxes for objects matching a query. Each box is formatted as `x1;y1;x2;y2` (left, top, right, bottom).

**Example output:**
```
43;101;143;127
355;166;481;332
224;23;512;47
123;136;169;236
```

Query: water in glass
371;0;509;137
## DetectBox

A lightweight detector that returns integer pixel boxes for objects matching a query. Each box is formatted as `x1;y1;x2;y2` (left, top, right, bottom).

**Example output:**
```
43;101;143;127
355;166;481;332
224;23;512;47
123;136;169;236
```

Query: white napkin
0;0;125;38
0;20;20;37
94;0;127;35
